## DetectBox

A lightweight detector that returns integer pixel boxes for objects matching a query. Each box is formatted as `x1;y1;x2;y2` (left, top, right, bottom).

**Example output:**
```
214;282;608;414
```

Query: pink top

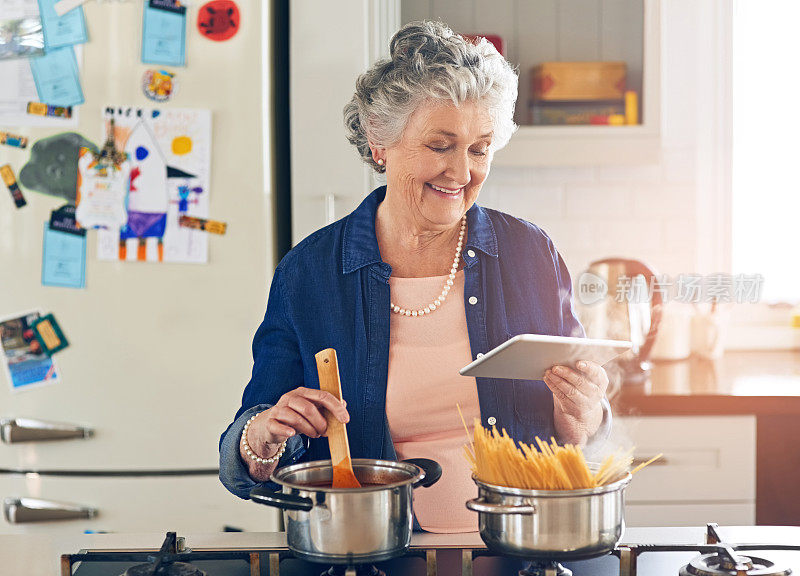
386;270;480;533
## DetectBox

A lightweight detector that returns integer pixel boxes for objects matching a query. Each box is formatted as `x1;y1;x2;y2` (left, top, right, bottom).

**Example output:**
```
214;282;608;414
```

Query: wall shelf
400;0;662;167
493;124;661;166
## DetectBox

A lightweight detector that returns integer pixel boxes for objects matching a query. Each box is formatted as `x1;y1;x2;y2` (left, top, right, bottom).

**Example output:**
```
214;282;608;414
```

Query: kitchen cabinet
400;0;661;166
613;351;800;526
616;415;756;527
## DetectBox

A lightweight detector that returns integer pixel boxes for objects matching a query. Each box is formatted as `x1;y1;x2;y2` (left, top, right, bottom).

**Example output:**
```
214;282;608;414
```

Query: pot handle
249;487;313;512
402;458;442;488
466;497;536;515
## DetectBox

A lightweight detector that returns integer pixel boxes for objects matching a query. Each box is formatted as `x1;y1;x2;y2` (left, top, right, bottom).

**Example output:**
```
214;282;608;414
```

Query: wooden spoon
314;348;361;488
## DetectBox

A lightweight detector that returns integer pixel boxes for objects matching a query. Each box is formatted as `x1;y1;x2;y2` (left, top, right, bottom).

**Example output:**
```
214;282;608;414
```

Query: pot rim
472;472;632;497
271;458;424;493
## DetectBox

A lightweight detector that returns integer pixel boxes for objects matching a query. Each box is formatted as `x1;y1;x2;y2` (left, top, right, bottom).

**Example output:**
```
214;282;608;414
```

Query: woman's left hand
543;360;609;446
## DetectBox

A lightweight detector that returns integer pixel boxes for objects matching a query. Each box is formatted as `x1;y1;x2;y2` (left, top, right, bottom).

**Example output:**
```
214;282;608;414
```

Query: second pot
466;472;631;560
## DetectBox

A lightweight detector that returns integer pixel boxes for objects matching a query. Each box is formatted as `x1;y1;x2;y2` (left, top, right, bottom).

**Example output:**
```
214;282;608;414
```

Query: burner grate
61;525;800;576
61;532;262;576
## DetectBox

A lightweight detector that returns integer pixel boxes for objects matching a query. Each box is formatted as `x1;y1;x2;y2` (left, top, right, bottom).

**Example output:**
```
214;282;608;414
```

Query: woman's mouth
426;183;464;197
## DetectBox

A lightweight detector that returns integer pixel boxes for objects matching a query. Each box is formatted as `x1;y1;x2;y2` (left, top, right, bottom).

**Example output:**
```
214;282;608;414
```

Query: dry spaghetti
458;407;660;490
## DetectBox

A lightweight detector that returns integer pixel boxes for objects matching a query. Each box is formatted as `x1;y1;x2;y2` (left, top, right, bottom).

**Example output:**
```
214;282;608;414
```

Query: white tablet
459;334;632;380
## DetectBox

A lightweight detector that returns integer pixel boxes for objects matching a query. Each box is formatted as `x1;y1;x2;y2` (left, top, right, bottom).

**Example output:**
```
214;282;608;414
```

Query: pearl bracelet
241;413;287;465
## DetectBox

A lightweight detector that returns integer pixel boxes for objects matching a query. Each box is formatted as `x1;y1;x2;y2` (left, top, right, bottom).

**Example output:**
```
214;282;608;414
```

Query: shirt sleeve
218;265;309;498
218;403;308;499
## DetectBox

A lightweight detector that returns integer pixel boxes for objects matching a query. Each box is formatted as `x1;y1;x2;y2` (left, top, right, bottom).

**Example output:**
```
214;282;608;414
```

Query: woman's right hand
240;387;350;480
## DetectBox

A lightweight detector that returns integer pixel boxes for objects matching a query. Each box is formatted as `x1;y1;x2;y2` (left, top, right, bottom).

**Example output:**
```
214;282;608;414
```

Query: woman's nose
445;150;471;185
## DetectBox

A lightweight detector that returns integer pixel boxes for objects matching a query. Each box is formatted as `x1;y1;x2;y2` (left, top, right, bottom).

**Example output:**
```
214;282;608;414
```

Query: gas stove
61;524;800;576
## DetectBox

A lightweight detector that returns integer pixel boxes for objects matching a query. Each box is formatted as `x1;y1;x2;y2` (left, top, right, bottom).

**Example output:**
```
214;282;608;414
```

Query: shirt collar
342;186;499;274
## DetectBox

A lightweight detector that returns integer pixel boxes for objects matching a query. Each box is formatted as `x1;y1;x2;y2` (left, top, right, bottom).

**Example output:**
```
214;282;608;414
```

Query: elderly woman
220;21;611;533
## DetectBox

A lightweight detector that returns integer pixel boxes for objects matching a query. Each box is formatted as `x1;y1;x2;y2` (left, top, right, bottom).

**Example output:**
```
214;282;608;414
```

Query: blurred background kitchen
1;0;798;539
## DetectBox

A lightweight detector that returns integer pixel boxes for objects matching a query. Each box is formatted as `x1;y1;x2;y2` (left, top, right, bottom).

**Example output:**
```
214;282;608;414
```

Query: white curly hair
343;20;518;173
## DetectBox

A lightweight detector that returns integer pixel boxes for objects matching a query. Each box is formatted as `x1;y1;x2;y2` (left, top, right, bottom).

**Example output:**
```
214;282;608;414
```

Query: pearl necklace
390;216;466;317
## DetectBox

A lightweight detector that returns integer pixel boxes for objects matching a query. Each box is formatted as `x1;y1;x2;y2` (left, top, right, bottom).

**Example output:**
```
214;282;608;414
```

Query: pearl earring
377;159;384;166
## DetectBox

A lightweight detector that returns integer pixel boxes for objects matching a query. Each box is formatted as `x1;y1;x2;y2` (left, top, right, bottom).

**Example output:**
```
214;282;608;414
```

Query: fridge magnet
19;132;98;202
95;106;212;264
50;203;85;236
1;164;27;208
141;0;187;67
0;131;29;148
142;69;177;102
29;45;85;107
37;0;88;50
197;1;240;42
31;313;70;354
179;215;226;235
42;222;86;288
0;16;45;60
0;311;60;392
27;102;73;118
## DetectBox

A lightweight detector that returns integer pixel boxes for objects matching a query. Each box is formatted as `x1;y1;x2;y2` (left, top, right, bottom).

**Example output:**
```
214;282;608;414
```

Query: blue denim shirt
219;186;611;500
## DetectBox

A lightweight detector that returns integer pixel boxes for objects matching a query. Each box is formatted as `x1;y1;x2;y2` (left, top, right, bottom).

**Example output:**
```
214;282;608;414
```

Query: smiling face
379;100;494;231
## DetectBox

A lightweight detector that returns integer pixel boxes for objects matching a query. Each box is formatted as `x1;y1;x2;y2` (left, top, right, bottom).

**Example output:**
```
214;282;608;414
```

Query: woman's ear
369;144;386;166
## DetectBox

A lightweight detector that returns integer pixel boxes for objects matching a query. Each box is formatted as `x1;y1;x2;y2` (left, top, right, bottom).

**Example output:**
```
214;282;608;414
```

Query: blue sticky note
29;46;84;107
37;0;88;49
42;224;86;289
141;1;186;67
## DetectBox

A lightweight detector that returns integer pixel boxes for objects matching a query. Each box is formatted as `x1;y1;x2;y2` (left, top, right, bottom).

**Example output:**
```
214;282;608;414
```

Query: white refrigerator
0;1;280;534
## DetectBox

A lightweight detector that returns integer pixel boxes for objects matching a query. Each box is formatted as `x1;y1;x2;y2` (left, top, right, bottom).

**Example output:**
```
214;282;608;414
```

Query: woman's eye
428;146;449;153
471;149;488;157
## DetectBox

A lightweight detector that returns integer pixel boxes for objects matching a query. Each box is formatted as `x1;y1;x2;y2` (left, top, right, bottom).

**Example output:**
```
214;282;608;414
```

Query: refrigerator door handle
3;497;97;523
0;418;94;443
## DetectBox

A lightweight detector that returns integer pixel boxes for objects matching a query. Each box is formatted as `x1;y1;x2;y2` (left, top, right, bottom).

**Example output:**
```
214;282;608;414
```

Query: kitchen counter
612;350;800;415
611;350;800;526
7;526;800;576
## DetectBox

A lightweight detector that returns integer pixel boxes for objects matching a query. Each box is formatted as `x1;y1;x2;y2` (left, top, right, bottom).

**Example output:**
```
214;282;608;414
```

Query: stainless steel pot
466;473;632;560
249;458;441;564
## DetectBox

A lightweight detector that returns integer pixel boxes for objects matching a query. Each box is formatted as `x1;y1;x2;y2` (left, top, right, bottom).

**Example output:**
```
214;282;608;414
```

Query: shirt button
476;352;484;358
468;296;478;305
467;249;476;258
487;416;497;426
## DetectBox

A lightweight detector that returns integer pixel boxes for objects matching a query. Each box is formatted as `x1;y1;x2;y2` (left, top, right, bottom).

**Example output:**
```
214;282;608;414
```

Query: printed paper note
37;0;87;49
0;310;59;391
29;45;84;106
42;223;86;288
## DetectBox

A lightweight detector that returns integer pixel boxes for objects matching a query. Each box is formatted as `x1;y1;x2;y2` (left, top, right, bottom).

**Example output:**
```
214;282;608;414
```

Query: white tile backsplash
633;184;694;217
662;148;697;184
596;164;663;183
526;166;597;184
564;185;635;217
493;184;564;219
481;144;699;280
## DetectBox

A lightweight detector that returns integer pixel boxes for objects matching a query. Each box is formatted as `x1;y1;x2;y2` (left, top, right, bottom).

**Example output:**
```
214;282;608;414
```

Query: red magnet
198;0;240;41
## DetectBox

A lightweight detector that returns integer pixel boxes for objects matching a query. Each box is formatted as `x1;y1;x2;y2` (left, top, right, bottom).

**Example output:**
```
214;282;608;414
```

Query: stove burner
122;561;207;576
519;560;572;576
679;553;792;576
320;565;385;576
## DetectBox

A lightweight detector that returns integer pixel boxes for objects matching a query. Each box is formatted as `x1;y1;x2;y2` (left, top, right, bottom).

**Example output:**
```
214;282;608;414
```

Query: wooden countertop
612;350;800;416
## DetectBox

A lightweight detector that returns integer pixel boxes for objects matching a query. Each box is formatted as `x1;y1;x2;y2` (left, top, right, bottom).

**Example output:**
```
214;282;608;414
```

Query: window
732;0;800;303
